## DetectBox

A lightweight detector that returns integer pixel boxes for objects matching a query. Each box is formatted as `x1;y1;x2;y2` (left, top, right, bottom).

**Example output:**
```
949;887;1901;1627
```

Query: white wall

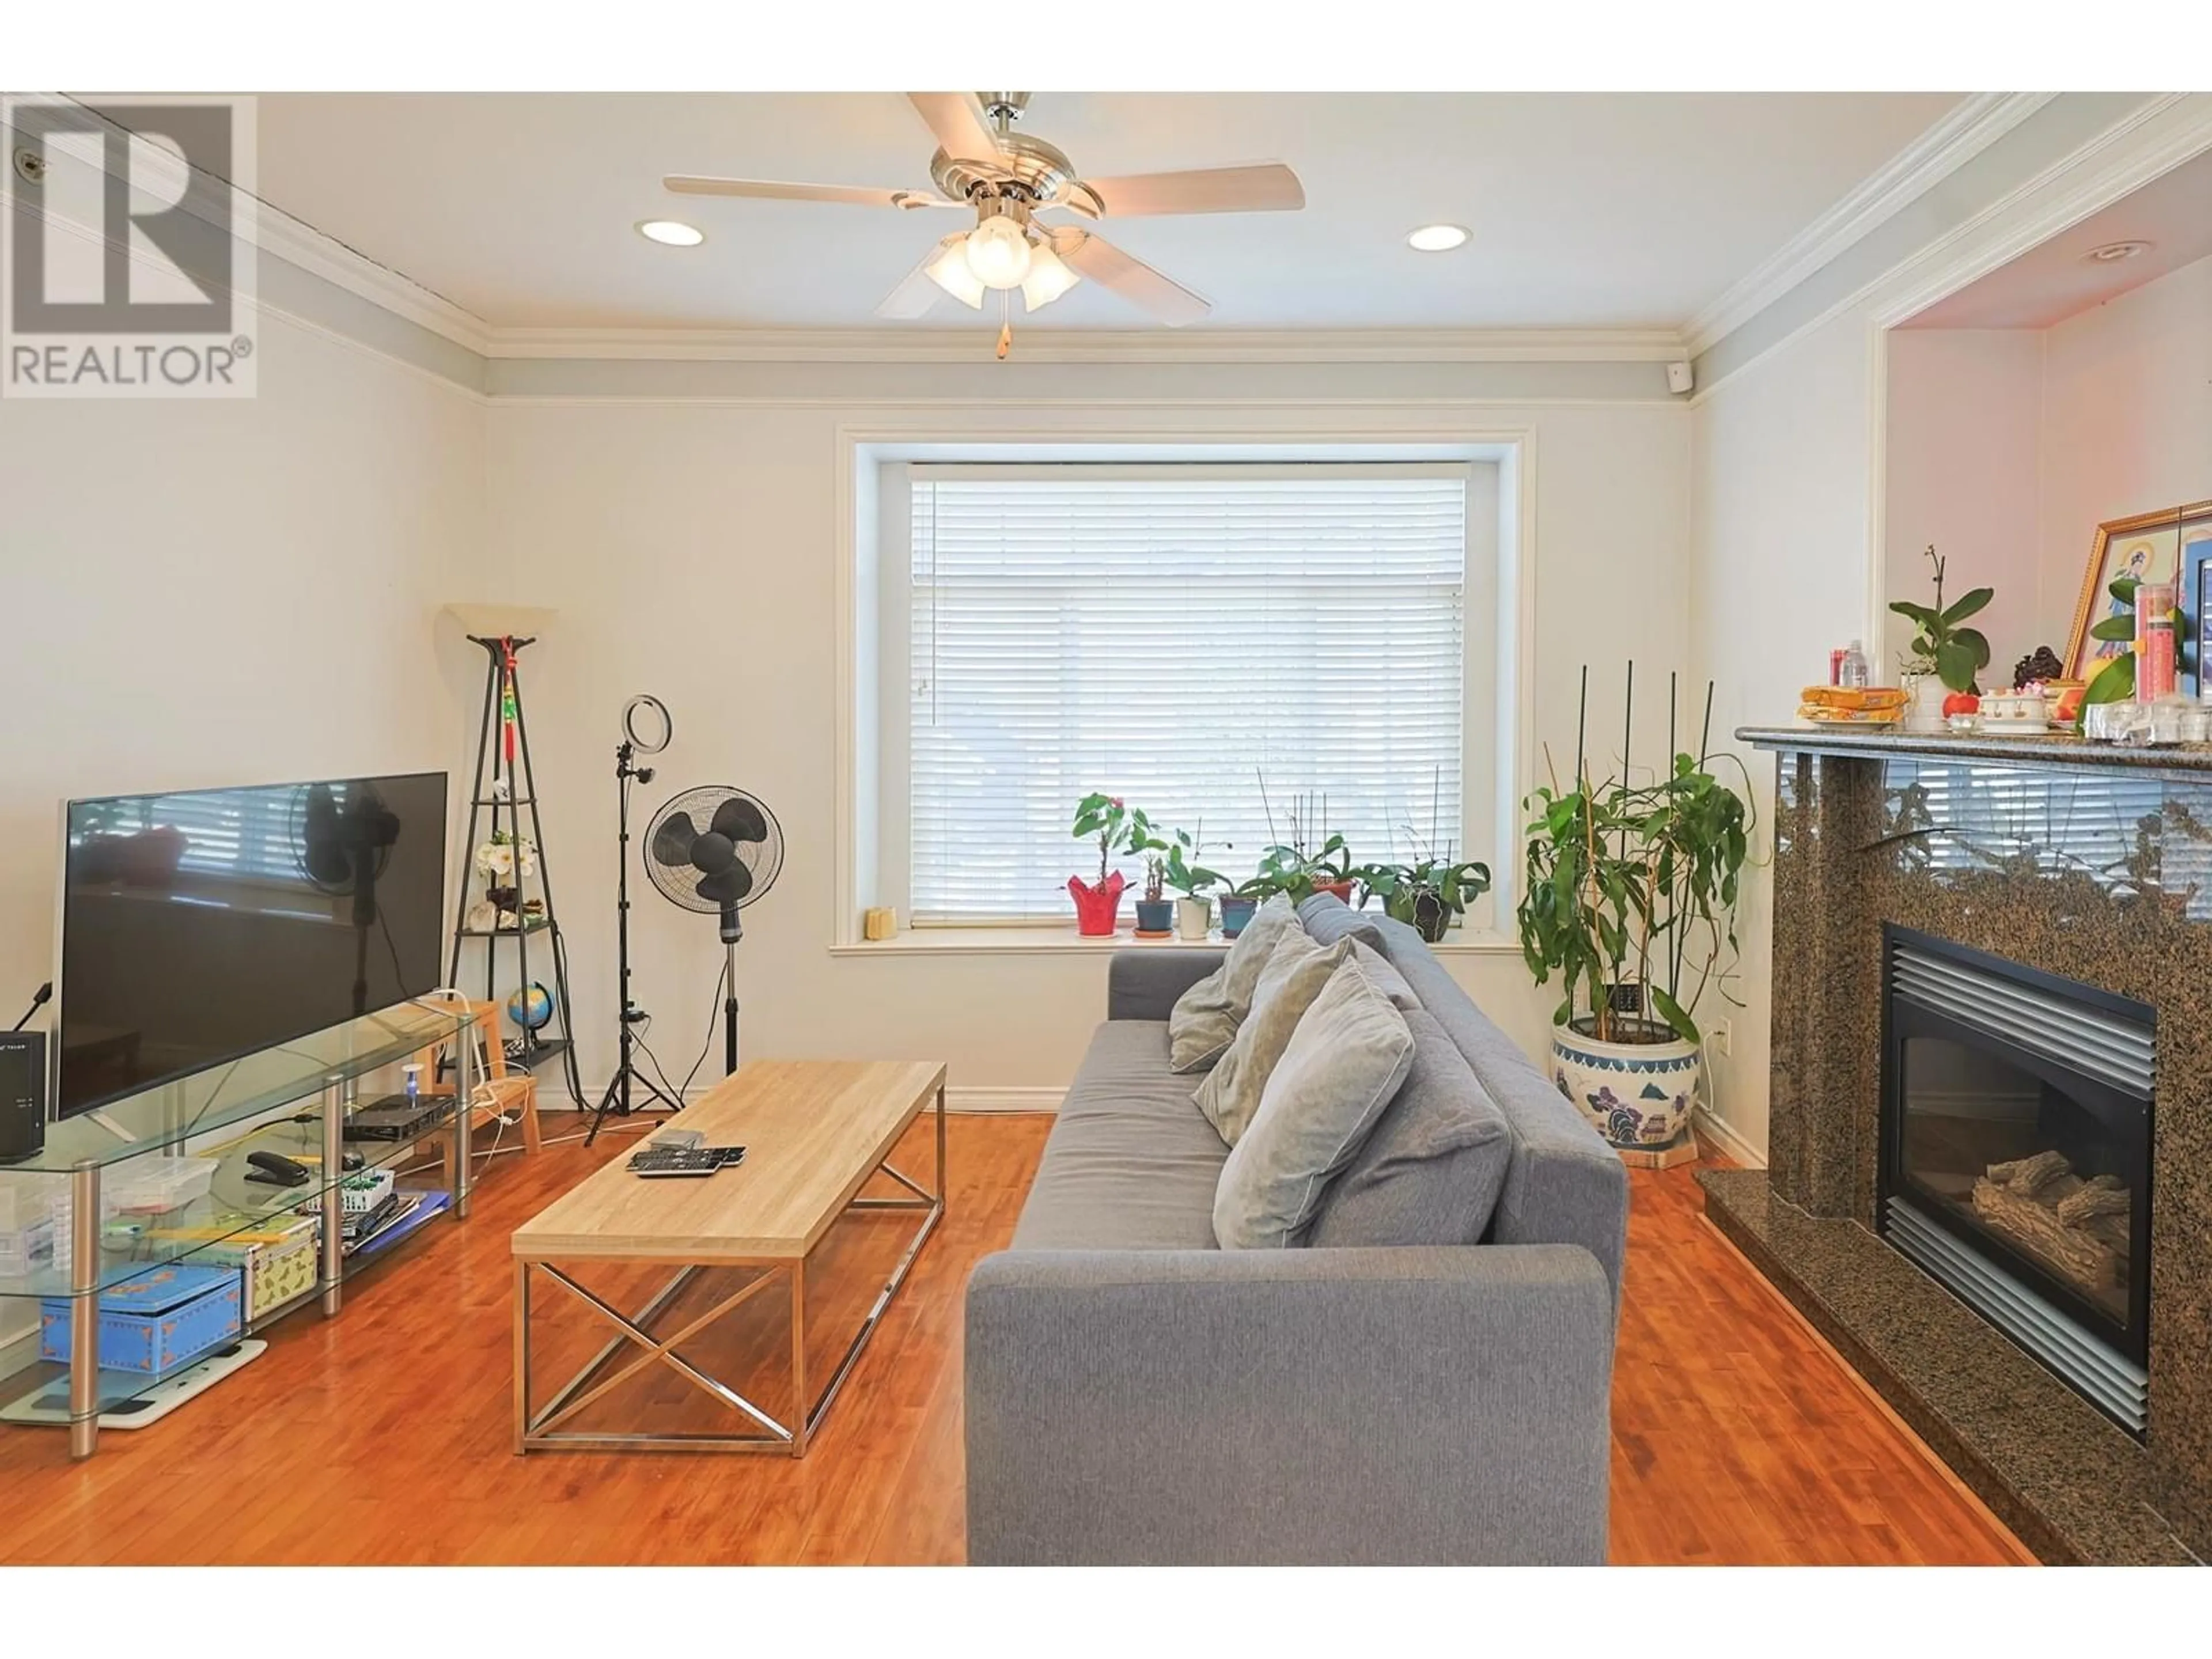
1691;111;2212;1162
1688;309;1880;1158
1877;255;2212;695
0;308;486;1349
1883;329;2047;680
2038;252;2212;634
480;387;1692;1103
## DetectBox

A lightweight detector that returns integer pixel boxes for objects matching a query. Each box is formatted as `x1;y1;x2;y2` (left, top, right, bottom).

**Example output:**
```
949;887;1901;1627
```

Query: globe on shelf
506;981;555;1033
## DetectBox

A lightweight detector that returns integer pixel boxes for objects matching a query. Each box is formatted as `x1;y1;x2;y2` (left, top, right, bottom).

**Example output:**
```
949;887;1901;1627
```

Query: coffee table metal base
513;1096;944;1456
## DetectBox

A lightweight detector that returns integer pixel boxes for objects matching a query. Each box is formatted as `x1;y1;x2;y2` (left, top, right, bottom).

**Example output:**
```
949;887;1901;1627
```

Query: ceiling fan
664;92;1305;354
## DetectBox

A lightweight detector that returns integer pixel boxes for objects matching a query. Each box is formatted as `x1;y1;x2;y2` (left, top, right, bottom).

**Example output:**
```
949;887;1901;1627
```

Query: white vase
1175;896;1213;940
1903;672;1948;734
1550;1018;1702;1160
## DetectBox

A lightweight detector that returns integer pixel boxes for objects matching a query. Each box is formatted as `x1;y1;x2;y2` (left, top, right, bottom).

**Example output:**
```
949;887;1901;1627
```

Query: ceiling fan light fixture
1407;223;1470;253
1019;238;1080;311
925;234;987;308
964;211;1035;289
635;218;706;247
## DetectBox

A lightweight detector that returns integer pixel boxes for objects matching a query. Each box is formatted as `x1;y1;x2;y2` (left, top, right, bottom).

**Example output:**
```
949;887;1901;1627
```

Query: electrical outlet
1711;1021;1732;1058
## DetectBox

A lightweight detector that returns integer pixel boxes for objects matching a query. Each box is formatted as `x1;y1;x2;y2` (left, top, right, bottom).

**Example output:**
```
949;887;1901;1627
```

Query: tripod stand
586;736;681;1144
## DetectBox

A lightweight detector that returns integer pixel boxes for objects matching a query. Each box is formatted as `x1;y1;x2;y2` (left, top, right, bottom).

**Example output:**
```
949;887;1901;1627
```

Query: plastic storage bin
0;1180;55;1278
39;1263;243;1376
105;1157;219;1216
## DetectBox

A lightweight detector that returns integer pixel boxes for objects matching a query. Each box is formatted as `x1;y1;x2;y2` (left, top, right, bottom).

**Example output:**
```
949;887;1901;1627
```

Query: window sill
827;926;1524;958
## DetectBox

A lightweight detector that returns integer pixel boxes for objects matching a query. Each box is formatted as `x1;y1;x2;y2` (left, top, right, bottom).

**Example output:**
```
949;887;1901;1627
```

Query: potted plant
1158;822;1231;940
1890;543;1993;731
1132;847;1174;938
1069;793;1148;937
1253;778;1355;902
1219;871;1279;938
1358;852;1491;943
1516;670;1752;1166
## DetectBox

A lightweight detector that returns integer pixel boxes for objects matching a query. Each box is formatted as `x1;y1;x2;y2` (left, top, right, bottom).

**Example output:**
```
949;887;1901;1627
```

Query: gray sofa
964;895;1628;1565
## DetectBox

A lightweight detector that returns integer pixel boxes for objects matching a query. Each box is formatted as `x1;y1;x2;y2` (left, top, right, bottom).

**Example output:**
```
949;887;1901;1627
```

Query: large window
900;464;1478;923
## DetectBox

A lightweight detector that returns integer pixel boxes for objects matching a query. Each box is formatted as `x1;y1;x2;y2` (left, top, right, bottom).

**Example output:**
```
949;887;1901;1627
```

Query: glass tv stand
0;1001;479;1459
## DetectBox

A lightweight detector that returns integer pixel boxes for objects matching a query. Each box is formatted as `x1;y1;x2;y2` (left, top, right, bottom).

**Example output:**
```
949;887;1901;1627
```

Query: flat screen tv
55;772;448;1119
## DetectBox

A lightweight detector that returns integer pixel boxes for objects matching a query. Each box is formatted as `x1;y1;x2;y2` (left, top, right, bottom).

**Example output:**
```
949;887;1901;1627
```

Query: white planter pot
1175;896;1213;940
1550;1020;1702;1154
1903;672;1948;734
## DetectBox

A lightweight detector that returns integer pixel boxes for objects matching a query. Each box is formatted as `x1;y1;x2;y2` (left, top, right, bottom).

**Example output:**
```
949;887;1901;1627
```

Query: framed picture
2063;501;2212;682
2187;511;2212;696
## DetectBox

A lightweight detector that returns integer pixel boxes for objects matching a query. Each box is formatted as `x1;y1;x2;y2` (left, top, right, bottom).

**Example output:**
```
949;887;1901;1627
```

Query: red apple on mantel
1943;692;1981;717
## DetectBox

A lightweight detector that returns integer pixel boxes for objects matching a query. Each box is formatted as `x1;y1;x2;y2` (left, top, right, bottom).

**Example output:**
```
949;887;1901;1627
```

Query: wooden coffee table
510;1059;945;1455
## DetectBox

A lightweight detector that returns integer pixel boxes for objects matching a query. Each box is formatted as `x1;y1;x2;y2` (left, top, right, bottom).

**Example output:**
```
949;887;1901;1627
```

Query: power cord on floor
631;957;729;1114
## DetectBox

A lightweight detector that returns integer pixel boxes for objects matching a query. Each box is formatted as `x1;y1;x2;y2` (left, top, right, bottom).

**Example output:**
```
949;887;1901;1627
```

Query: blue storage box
40;1263;243;1376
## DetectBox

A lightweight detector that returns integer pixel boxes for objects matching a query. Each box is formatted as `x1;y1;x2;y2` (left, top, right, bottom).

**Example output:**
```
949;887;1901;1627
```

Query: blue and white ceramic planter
1550;1020;1702;1153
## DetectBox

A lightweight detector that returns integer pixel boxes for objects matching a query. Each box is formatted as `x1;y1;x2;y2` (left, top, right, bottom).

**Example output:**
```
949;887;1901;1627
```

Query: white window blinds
907;466;1469;923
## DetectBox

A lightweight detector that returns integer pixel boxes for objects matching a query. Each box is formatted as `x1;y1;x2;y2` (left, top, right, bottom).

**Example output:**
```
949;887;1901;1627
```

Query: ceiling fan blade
1077;163;1305;218
907;93;1002;162
1050;228;1211;327
663;175;956;210
877;251;944;320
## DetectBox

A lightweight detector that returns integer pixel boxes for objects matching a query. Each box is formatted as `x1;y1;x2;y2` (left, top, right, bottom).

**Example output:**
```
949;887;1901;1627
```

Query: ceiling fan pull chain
996;289;1012;361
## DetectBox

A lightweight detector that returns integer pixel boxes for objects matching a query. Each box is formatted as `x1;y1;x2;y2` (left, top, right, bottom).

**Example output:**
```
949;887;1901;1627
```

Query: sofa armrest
963;1243;1614;1565
1105;948;1224;1021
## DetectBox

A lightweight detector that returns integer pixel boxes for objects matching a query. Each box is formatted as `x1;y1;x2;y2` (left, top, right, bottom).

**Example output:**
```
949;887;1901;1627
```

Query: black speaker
0;1031;47;1164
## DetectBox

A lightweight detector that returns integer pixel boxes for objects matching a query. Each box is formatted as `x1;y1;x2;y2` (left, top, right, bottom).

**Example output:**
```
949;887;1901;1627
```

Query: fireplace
1880;925;2153;1434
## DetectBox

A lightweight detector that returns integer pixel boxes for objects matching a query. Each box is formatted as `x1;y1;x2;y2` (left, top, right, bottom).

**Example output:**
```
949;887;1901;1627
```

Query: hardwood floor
0;1113;2028;1565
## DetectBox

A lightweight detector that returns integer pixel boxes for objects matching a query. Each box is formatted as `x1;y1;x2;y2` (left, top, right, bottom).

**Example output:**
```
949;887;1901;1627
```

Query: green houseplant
1889;543;1994;694
1352;767;1489;941
1158;822;1232;940
1219;870;1283;938
1069;793;1156;936
1358;853;1492;943
1252;779;1356;903
1516;668;1752;1164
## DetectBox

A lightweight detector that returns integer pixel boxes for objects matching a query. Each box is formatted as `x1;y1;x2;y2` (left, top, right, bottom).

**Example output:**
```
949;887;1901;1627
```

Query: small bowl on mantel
1978;691;2050;734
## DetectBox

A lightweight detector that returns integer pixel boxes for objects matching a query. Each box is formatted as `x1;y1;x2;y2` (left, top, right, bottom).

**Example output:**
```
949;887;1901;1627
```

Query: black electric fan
294;781;402;1018
643;786;785;1079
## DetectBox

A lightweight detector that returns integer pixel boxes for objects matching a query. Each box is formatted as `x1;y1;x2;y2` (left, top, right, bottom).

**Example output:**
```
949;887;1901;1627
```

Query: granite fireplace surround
1704;728;2211;1566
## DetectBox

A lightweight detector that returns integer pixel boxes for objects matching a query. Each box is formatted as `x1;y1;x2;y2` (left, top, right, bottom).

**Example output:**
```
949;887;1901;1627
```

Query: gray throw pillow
1194;931;1354;1146
1166;893;1301;1074
1351;940;1422;1013
1213;958;1416;1250
1303;1006;1514;1247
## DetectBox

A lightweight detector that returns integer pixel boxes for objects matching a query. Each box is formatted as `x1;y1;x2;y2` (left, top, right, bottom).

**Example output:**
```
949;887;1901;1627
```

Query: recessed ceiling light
636;219;705;248
2087;240;2152;263
1407;224;1470;253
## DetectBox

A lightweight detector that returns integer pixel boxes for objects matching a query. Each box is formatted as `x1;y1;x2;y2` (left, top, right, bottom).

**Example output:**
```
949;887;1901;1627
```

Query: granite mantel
1706;724;2212;1564
1737;723;2212;775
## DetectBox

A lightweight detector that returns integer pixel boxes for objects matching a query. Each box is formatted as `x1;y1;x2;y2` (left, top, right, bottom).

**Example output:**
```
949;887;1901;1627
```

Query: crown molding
479;325;1687;365
252;200;492;357
6;92;494;357
1687;93;2210;406
1683;92;2058;361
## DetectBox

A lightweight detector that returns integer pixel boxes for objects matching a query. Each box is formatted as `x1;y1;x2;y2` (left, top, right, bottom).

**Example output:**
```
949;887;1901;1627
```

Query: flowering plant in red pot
1069;792;1153;935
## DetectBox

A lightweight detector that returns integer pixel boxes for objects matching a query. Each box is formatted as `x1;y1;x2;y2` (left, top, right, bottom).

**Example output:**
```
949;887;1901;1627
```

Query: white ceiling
1904;147;2212;330
251;92;1965;334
